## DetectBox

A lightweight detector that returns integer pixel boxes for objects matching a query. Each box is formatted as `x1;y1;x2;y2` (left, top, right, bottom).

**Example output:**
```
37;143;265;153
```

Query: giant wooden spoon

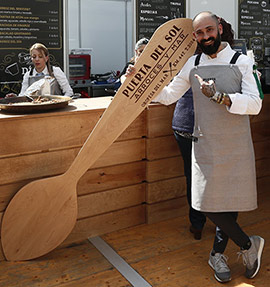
1;18;196;261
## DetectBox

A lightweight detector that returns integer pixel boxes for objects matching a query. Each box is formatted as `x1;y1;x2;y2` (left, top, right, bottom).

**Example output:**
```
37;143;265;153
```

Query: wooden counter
0;95;269;260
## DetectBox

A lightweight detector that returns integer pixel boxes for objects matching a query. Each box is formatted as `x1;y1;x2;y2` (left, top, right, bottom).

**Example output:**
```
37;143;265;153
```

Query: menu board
238;0;270;91
136;0;186;40
0;0;63;97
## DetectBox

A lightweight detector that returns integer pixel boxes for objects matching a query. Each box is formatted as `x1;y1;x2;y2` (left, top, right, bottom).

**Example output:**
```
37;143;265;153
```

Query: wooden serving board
1;18;196;261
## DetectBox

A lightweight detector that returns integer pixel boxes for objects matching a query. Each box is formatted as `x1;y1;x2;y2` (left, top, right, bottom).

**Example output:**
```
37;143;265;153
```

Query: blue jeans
174;131;206;230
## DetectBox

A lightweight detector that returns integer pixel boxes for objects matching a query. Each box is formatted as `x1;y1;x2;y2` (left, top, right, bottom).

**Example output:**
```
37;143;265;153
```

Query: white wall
68;0;79;51
67;0;238;75
68;0;133;75
187;0;238;36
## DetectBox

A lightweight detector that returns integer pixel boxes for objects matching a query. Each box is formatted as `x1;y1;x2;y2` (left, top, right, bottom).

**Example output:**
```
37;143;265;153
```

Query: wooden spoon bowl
1;175;77;260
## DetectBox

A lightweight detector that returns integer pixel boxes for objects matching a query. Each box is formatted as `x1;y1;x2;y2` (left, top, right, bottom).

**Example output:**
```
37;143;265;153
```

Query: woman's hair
135;38;149;51
218;17;234;46
30;43;54;76
128;38;150;65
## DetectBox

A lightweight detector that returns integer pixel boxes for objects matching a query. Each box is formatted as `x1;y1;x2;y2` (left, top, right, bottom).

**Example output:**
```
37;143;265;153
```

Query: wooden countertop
0;97;114;121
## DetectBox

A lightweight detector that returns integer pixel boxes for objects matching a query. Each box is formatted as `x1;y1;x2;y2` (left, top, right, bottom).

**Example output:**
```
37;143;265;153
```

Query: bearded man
152;11;264;283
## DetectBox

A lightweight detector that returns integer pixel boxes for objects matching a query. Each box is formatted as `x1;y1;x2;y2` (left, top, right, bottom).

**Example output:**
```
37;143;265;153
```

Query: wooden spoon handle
65;18;196;181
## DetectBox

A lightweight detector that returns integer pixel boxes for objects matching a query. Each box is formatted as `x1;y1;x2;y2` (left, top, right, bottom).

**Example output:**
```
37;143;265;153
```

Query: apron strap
194;53;202;66
195;51;241;66
29;66;34;76
29;66;54;76
230;51;241;64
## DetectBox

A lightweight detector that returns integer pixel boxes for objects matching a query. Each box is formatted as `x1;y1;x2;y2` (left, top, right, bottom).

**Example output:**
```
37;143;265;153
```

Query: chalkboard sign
0;0;64;97
231;39;247;55
238;0;270;92
136;0;186;40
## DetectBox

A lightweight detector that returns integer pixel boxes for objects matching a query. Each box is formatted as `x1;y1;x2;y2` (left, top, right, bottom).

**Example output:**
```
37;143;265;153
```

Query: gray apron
189;62;257;212
28;72;63;95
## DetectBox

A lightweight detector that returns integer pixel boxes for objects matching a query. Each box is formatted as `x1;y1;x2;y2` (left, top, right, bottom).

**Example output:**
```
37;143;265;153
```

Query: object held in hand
125;64;135;76
210;92;226;104
195;74;216;98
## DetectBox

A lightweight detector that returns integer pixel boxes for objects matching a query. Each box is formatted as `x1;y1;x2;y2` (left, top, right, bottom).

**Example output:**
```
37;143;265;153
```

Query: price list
238;0;270;90
136;0;186;40
0;0;63;94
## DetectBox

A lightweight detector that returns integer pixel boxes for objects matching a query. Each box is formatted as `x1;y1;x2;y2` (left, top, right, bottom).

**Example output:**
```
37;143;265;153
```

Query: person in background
120;37;149;84
172;17;235;241
6;43;73;97
125;11;264;283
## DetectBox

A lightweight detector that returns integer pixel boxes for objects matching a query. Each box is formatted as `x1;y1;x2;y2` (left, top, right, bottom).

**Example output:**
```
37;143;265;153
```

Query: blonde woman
7;43;73;97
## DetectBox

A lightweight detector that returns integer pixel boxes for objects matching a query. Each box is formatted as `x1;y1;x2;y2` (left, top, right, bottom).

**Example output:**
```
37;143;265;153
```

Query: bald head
193;11;219;28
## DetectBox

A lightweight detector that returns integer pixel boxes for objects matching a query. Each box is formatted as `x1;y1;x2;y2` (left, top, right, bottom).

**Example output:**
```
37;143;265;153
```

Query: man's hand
194;74;232;107
120;64;136;84
195;74;216;98
125;64;136;77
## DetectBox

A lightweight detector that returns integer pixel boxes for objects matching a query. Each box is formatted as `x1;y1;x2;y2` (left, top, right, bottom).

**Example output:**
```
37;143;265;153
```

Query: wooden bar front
0;96;269;261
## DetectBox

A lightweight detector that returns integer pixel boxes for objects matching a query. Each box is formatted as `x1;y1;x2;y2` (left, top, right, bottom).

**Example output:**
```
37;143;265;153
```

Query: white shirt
19;66;73;97
153;43;262;115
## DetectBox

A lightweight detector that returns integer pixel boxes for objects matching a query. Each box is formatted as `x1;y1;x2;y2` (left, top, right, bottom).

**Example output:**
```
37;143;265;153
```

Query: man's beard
198;32;221;55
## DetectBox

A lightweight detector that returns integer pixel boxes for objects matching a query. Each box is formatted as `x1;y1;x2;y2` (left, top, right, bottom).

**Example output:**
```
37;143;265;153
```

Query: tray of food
0;95;72;113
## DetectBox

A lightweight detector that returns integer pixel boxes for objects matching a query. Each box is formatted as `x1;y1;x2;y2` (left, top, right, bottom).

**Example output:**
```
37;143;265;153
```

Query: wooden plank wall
145;104;188;224
145;96;270;224
0;104;147;261
250;95;270;193
0;96;269;261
